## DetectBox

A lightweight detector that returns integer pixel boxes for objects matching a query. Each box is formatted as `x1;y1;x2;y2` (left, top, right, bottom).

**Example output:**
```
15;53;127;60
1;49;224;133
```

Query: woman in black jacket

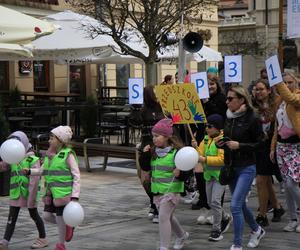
216;86;265;250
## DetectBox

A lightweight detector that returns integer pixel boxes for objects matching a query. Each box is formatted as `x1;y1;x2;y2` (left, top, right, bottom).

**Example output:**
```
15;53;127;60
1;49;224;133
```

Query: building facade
0;0;219;101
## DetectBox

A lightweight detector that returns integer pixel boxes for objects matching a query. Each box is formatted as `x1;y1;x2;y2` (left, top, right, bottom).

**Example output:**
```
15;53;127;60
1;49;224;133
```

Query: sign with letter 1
128;78;144;104
155;84;206;124
190;72;210;99
265;55;283;87
224;55;242;83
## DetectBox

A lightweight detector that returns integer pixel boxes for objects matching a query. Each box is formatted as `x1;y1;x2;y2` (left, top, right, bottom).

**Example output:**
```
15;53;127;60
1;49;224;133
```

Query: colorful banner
287;0;300;38
155;84;206;124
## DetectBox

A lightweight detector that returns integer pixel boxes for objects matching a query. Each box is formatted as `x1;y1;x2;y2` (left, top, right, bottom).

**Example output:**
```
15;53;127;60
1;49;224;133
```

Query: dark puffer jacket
224;108;264;168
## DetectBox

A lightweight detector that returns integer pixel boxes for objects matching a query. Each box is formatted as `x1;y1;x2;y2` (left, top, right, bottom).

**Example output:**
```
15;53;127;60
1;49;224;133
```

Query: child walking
140;118;189;250
192;114;231;241
28;126;80;250
0;131;48;250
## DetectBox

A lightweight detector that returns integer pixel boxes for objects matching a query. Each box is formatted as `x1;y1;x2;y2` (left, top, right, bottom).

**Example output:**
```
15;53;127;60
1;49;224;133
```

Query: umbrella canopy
0;5;56;57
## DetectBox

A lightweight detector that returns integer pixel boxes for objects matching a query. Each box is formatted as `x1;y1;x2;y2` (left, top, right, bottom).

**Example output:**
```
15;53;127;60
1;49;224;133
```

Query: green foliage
80;96;97;138
0;96;10;143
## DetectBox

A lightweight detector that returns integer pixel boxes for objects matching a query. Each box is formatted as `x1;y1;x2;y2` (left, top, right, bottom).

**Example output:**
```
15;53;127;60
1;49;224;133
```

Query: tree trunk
145;62;157;86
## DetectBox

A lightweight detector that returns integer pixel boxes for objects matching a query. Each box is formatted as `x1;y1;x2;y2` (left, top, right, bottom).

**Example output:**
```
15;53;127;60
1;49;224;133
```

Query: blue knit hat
207;114;224;130
207;67;218;75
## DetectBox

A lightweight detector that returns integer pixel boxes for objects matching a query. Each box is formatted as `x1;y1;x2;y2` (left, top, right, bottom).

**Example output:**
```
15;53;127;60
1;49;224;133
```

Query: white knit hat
51;125;73;144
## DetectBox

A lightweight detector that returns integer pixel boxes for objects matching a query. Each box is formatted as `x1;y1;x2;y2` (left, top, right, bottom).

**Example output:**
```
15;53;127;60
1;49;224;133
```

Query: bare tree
66;0;217;85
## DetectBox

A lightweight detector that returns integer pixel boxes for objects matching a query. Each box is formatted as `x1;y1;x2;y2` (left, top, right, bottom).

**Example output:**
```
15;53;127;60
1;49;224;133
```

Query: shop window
116;64;130;97
33;60;49;92
0;62;9;91
69;65;86;98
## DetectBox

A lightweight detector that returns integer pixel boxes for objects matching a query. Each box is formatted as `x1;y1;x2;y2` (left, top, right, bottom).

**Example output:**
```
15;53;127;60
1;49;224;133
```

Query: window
33;61;49;92
69;65;86;98
0;62;9;91
116;64;130;97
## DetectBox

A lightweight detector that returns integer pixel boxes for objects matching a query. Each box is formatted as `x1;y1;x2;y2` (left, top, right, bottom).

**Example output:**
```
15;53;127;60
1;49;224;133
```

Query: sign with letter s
128;78;144;104
224;55;242;83
190;72;210;99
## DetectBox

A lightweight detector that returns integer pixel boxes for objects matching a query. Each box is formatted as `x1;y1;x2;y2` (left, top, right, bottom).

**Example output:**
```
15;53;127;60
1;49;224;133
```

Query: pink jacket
0;151;41;208
31;147;80;207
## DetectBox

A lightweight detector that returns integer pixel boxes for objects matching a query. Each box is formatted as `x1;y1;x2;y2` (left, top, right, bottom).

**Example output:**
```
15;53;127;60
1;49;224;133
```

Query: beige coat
271;83;300;151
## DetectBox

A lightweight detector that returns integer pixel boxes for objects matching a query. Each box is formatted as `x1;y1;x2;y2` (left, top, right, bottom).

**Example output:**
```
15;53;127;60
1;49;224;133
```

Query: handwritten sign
224;55;242;83
265;55;283;87
190;72;210;99
128;78;144;104
155;84;206;124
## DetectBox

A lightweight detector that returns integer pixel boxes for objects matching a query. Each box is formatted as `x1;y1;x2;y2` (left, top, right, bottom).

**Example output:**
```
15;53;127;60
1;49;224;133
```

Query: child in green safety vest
26;126;80;250
139;118;189;250
0;131;48;250
192;114;231;242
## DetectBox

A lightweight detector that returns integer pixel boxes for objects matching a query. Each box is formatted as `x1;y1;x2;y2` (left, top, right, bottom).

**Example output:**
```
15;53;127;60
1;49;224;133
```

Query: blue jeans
229;165;259;247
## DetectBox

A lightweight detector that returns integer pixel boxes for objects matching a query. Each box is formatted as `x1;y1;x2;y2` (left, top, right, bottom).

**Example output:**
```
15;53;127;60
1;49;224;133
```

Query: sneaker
205;215;214;225
65;225;74;242
230;245;242;250
221;215;232;233
181;191;197;204
173;232;189;250
296;224;300;233
196;208;209;225
256;215;269;227
283;221;298;232
272;207;285;222
55;243;66;250
247;226;265;248
31;238;48;249
152;214;159;224
148;207;155;219
208;230;223;241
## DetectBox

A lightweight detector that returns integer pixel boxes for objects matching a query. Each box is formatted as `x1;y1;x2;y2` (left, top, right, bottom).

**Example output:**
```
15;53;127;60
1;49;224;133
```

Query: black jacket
203;92;227;119
224;108;264;168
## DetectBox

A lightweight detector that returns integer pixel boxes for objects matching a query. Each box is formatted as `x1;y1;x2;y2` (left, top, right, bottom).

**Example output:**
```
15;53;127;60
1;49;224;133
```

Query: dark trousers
4;206;46;241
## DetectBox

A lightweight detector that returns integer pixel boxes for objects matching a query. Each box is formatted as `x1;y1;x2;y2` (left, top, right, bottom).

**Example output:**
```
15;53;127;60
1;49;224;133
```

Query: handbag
219;164;235;185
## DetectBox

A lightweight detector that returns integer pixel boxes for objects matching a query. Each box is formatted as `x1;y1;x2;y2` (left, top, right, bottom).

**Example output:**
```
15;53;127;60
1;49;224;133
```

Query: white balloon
0;139;26;164
63;201;84;227
175;146;199;171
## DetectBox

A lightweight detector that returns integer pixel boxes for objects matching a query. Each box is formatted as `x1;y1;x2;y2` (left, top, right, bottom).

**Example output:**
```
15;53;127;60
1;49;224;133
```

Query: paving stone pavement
0;157;299;250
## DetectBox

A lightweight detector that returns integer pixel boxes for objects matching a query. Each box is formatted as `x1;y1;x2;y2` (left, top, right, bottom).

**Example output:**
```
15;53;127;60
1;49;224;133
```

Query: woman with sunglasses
252;79;285;227
270;72;300;232
216;86;265;250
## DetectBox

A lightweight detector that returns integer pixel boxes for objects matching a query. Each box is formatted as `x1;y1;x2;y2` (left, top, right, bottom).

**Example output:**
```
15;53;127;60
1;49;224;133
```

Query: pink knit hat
8;131;32;152
152;118;173;137
51;125;73;144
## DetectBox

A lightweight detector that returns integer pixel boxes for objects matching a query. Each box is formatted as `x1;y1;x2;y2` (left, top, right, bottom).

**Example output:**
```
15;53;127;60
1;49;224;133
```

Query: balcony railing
219;16;256;27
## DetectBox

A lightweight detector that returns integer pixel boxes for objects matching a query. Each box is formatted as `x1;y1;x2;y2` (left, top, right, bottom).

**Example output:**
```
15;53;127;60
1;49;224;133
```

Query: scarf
155;146;173;157
226;108;247;119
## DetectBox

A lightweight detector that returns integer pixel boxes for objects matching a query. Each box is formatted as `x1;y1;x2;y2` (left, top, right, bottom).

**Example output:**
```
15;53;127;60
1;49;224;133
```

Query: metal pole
278;0;284;70
178;13;186;83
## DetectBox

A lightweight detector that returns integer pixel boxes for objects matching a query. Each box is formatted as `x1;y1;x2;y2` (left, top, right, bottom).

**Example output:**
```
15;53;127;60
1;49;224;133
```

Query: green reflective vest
203;135;223;181
10;155;39;200
43;147;77;199
151;149;183;194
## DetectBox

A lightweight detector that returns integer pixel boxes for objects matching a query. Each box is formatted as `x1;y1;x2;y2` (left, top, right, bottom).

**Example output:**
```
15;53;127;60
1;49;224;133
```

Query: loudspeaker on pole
183;32;203;53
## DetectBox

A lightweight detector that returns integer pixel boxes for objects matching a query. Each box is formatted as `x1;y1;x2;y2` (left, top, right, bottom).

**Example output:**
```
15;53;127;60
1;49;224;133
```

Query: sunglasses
226;96;238;102
206;124;215;129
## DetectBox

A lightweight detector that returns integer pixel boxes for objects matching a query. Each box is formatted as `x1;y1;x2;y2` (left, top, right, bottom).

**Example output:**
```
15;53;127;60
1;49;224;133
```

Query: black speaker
183;32;203;53
161;33;179;47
